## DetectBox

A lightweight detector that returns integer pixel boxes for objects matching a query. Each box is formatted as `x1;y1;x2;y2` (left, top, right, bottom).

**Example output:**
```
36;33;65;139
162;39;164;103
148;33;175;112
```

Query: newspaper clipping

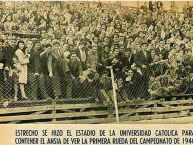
0;1;193;145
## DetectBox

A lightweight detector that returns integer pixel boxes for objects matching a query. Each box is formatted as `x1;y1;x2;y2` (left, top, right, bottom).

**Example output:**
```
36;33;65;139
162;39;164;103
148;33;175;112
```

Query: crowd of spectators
0;1;192;106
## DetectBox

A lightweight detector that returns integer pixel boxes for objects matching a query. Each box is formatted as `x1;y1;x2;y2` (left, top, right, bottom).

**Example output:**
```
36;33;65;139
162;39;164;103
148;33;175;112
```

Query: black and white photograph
0;1;192;124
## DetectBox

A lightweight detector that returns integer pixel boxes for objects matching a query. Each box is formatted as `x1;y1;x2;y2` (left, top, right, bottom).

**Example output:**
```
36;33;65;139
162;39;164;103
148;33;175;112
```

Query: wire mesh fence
0;60;193;109
112;61;193;105
0;69;114;108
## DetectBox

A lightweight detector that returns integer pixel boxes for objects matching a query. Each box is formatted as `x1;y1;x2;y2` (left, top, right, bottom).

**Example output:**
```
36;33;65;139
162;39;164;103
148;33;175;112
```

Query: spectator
47;40;62;99
27;40;50;100
4;15;14;31
15;40;30;99
35;41;50;99
114;78;128;102
65;52;83;98
124;69;139;100
0;41;5;101
122;49;134;70
0;1;192;103
86;45;101;71
3;36;17;100
75;40;88;71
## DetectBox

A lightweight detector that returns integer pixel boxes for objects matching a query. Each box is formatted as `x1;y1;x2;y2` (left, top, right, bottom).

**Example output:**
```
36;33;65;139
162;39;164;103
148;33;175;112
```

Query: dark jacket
29;48;43;74
75;47;88;62
100;51;109;68
67;58;83;78
155;47;169;60
39;47;49;75
4;45;16;69
0;47;4;63
134;50;151;67
122;54;134;69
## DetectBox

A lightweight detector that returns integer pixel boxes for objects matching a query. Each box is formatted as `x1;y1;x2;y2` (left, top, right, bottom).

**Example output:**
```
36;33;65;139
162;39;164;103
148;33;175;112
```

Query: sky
103;1;193;12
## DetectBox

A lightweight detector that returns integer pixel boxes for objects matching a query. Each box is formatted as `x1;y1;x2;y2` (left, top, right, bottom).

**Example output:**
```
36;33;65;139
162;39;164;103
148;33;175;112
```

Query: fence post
187;1;189;7
52;99;56;123
107;66;119;123
137;1;139;9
